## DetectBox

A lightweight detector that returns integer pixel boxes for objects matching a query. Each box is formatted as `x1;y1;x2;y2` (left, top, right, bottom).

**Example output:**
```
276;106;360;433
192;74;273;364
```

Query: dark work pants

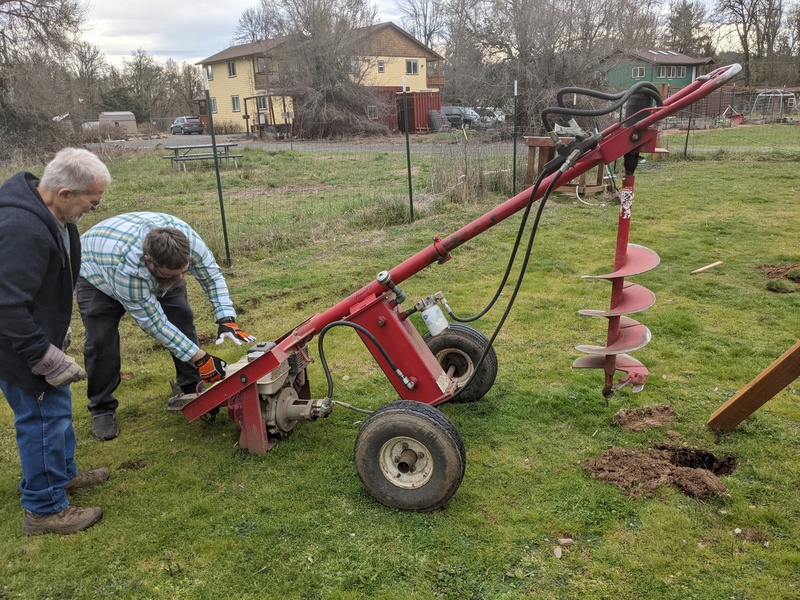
76;276;202;416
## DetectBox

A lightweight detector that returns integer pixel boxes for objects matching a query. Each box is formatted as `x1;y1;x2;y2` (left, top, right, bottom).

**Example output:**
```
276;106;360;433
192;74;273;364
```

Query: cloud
85;0;404;68
86;1;261;66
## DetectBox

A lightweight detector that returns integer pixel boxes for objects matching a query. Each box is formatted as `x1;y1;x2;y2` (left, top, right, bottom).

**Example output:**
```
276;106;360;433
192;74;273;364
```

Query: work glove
32;344;87;387
215;317;256;346
195;353;227;384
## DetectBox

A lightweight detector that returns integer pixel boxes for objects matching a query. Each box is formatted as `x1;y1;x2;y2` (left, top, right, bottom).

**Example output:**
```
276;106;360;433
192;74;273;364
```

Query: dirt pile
612;403;675;431
585;404;738;499
585;443;737;500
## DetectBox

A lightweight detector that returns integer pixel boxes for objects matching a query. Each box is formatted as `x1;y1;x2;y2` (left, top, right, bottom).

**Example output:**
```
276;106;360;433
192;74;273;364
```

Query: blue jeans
0;379;77;515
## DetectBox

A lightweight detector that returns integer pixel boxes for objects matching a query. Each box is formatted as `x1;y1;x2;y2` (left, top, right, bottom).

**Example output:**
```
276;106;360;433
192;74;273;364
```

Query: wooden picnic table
163;142;242;171
524;136;605;194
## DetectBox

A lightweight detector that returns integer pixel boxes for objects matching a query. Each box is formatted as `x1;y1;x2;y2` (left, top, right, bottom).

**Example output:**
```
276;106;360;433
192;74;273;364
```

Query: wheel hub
378;436;433;489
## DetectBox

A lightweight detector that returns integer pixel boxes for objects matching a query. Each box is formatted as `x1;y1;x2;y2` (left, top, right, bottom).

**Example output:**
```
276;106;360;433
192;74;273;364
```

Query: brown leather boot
22;505;103;536
65;467;110;493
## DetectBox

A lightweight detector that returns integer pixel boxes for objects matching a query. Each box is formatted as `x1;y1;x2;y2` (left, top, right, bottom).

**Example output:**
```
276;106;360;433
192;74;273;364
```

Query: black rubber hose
542;81;663;133
318;320;405;400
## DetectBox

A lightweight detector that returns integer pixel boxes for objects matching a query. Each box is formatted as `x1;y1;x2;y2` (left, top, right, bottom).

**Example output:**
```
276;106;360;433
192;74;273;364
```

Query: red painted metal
397;90;442;133
348;296;456;402
574;173;659;396
182;64;742;452
577;282;655;317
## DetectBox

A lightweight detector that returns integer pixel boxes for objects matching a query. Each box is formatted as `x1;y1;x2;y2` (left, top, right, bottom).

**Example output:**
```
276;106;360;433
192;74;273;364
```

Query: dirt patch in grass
758;263;799;293
585;443;737;500
758;263;800;279
198;332;216;345
225;184;340;200
613;403;675;431
119;460;146;471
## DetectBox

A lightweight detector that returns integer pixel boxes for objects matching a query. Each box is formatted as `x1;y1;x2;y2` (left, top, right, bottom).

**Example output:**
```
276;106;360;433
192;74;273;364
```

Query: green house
600;49;715;94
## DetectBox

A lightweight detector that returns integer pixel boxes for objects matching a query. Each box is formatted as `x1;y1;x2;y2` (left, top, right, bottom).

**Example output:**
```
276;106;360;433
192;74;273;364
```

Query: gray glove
32;344;87;387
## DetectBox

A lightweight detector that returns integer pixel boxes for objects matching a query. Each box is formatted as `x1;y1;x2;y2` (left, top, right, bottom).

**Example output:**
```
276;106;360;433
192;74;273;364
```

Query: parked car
170;116;204;135
475;107;506;123
441;106;480;129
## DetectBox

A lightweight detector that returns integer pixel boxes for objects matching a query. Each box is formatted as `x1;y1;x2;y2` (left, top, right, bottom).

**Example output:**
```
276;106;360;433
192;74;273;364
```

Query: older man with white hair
0;148;112;536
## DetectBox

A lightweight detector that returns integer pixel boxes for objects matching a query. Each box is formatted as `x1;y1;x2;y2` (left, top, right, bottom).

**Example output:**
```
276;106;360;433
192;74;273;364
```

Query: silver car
170;116;204;135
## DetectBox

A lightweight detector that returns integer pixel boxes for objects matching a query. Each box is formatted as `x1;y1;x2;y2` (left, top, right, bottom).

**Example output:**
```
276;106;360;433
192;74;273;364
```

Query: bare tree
439;0;663;129
159;59;203;120
242;0;386;137
0;0;86;63
753;0;783;81
396;0;446;47
0;0;89;158
67;42;108;123
788;1;800;81
234;5;281;43
605;0;662;51
715;0;760;84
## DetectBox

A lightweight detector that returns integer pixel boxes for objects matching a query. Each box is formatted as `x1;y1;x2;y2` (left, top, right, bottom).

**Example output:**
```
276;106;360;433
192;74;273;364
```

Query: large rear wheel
354;401;465;512
423;323;498;403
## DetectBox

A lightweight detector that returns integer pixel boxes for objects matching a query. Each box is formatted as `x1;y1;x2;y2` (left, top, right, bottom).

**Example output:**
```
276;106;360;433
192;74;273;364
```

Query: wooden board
707;340;800;432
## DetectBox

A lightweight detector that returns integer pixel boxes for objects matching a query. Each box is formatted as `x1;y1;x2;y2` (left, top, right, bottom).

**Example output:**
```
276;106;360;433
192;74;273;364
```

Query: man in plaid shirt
77;212;256;441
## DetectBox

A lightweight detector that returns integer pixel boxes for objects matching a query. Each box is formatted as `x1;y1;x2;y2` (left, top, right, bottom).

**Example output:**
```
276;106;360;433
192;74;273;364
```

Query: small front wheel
423;323;498;403
354;401;465;511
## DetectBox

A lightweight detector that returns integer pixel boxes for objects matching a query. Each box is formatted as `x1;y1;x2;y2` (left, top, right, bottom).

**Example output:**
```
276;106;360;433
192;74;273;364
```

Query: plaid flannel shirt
80;212;235;363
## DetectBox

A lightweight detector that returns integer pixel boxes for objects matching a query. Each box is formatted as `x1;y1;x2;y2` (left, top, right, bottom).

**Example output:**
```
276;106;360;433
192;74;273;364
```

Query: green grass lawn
1;143;799;599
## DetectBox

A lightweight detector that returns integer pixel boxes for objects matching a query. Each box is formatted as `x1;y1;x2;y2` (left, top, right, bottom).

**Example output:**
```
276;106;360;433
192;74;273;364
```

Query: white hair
40;148;111;193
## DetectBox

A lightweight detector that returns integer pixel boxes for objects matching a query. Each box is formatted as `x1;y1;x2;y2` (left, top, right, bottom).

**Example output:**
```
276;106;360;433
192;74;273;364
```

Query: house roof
197;22;443;65
349;22;444;61
604;48;715;67
198;37;289;65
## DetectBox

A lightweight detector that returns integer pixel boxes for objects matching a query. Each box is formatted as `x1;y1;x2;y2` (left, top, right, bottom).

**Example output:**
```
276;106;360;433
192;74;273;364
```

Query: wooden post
707;340;800;432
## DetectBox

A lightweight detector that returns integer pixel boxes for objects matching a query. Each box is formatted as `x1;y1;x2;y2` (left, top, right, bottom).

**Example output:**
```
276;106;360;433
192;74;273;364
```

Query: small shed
99;111;138;135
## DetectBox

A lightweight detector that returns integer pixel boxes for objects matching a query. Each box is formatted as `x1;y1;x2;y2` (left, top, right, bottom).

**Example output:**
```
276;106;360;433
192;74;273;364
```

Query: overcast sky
86;1;403;69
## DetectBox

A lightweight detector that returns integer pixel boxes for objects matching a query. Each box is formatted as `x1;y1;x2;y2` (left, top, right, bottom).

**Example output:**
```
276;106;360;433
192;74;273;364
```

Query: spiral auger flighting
573;175;659;401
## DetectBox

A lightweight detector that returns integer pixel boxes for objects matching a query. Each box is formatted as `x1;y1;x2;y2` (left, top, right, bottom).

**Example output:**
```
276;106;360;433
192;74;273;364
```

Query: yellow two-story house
197;22;444;134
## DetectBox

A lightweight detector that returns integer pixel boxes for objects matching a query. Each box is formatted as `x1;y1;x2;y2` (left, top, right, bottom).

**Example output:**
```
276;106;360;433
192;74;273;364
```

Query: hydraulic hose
444;170;563;403
317;320;413;402
542;81;663;135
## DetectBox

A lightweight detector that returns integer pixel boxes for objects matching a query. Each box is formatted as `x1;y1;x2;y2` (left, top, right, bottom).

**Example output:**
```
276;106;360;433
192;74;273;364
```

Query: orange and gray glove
195;353;227;384
215;317;256;346
32;344;87;387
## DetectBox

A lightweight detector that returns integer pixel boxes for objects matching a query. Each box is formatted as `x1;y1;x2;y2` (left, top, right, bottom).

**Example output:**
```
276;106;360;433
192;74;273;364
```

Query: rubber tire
354;400;465;512
423;323;498;403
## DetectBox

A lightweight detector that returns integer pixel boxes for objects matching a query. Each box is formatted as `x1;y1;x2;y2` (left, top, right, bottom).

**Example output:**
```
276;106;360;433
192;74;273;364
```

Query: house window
349;58;360;73
367;105;378;120
377;60;385;73
256;57;266;74
406;60;418;75
231;95;241;112
210;97;217;114
256;96;268;110
657;66;681;79
227;61;237;77
631;66;645;79
205;65;214;81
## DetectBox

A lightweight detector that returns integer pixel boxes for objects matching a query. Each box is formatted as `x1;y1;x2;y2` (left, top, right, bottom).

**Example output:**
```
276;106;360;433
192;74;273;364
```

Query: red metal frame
182;64;742;453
